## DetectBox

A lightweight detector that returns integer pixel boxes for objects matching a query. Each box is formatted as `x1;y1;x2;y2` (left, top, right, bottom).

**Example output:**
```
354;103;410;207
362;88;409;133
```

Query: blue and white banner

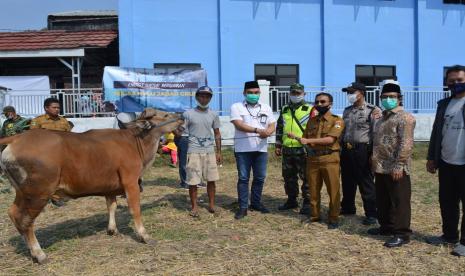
103;66;207;112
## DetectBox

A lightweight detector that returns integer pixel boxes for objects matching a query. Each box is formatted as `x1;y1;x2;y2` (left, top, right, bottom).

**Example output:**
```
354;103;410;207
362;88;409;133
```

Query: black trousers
340;145;377;218
375;173;412;237
438;160;465;244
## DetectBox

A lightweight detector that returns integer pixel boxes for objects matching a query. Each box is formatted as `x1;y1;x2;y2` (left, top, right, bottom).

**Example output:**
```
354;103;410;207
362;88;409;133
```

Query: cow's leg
124;181;154;245
105;196;118;235
8;194;48;264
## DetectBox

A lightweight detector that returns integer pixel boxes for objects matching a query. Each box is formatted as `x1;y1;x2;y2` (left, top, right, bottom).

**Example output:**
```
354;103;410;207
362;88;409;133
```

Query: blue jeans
174;136;188;185
235;151;268;209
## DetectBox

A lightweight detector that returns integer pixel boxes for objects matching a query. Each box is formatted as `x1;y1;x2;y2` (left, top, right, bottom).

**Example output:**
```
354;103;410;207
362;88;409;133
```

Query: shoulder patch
301;105;309;111
334;121;342;129
283;106;289;113
366;104;376;109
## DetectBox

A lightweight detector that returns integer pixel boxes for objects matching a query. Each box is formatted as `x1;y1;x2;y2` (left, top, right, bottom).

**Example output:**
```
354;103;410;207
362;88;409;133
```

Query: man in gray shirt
427;65;465;256
184;86;222;217
340;82;380;226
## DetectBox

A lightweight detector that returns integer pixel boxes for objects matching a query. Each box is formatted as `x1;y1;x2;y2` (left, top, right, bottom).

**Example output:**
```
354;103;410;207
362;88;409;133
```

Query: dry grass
0;143;464;275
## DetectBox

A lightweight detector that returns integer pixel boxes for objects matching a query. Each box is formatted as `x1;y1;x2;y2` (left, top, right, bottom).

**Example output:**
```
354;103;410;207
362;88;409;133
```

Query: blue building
118;0;465;112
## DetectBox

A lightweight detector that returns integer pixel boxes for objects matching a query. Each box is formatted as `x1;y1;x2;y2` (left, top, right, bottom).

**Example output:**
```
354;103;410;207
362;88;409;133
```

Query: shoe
362;217;378;226
299;204;310;215
249;204;270;213
179;183;189;190
50;199;65;207
367;227;392;236
169;163;177;168
198;182;207;188
328;222;339;230
278;199;298;211
234;208;248;220
451;243;465;256
426;235;458;245
340;209;356;216
384;236;410;248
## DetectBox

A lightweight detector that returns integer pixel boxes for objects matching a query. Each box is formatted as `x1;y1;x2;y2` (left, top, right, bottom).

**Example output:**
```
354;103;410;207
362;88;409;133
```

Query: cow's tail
0;136;17;145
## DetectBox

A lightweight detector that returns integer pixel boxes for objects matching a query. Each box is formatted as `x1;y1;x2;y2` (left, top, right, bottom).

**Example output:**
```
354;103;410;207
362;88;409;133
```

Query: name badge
259;114;268;124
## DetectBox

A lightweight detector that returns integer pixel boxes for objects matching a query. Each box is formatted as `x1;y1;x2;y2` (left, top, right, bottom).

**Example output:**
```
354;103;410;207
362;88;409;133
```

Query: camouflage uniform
1;115;30;137
276;83;316;213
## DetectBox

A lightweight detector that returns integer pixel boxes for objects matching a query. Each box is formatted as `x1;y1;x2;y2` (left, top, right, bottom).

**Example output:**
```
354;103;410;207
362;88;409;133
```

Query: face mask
289;95;304;104
449;83;465;96
381;98;398;110
196;101;209;109
315;105;330;115
347;94;358;104
245;94;260;104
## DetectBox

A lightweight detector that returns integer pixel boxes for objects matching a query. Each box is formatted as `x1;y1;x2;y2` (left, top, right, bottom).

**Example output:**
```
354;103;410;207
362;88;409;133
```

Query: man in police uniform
288;92;344;229
31;98;72;132
340;82;380;225
275;83;316;214
1;106;30;138
31;97;72;206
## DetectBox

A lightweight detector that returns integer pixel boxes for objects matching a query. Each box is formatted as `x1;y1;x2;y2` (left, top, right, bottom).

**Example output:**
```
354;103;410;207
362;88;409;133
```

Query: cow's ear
135;119;152;130
140;108;157;119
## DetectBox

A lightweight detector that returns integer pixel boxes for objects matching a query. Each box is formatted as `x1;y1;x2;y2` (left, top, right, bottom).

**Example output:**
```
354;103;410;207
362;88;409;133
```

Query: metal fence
0;86;449;118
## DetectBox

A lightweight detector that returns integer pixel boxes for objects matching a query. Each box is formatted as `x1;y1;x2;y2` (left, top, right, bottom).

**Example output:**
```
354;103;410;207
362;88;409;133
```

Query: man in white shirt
230;81;276;219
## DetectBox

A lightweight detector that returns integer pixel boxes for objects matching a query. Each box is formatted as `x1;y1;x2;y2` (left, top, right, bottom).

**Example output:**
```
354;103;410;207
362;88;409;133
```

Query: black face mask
315;105;330;115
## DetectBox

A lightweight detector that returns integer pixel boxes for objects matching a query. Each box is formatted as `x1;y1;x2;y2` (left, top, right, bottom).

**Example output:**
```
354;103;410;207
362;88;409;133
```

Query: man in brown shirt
369;83;416;248
31;97;72;207
289;92;345;229
30;98;72;132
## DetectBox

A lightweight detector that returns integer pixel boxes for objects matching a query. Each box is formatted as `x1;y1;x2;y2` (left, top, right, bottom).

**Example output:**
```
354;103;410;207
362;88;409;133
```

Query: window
255;64;299;86
153;63;201;74
443;0;465;4
355;65;396;87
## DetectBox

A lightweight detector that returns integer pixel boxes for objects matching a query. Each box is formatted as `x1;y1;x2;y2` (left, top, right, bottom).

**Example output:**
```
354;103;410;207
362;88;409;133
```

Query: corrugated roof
0;30;118;51
48;10;117;17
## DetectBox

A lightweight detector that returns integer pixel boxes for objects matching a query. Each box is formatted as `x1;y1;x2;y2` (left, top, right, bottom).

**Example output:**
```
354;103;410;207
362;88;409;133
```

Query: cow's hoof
32;253;48;264
143;238;157;246
107;229;119;236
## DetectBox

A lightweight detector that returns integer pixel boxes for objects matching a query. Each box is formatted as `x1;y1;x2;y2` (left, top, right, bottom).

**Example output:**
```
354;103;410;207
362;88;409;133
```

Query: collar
243;100;261;108
318;110;333;121
353;101;367;110
289;101;306;109
45;114;60;121
383;106;403;115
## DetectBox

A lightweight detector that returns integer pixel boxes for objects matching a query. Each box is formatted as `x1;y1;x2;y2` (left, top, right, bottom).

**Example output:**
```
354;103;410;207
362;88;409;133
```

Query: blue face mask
449;83;465;96
381;98;398;110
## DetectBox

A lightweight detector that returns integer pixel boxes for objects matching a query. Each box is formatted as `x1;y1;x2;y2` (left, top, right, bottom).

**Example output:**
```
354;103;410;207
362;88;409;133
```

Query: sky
0;0;118;31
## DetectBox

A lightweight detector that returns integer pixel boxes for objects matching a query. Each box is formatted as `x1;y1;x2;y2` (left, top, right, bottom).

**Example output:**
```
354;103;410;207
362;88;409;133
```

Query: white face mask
347;94;358;104
289;95;304;104
196;100;209;109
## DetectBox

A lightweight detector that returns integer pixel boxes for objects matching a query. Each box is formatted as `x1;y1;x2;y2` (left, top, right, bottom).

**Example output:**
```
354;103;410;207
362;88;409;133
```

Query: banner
103;66;207;112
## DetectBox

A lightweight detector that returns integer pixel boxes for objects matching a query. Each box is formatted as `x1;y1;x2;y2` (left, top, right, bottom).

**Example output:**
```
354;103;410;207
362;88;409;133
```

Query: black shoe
362;217;378;226
50;199;65;207
367;227;392;236
299;204;310;215
198;182;207;188
179;183;189;190
249;204;270;213
328;222;339;230
384;236;410;248
278;199;298;211
340;209;356;216
425;235;458;245
234;208;248;220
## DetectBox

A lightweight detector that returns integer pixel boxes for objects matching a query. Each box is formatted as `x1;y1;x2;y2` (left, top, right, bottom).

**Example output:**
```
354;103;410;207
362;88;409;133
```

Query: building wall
119;0;465;88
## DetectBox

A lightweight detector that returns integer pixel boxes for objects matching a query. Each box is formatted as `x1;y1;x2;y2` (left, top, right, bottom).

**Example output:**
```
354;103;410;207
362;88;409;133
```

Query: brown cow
0;108;183;264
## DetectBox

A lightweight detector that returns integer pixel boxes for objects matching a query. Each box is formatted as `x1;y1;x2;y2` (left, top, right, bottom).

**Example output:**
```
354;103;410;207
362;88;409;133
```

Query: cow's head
130;108;184;134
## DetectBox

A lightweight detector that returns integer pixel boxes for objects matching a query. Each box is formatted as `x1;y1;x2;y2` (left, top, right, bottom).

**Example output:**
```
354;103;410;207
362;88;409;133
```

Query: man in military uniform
31;97;72;206
30;98;72;132
288;92;344;229
1;106;30;138
275;83;316;214
340;82;380;225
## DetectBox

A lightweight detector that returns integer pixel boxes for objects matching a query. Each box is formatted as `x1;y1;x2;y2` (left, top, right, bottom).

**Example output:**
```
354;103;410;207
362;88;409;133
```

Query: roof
0;30;118;51
48;10;117;17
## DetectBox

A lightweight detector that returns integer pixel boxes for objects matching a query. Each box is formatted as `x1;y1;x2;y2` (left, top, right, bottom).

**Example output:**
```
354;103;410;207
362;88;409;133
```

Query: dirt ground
0;143;464;275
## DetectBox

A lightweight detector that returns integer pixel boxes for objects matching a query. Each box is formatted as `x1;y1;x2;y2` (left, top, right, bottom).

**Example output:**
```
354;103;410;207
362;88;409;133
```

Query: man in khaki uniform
31;97;72;206
289;92;344;229
31;98;72;132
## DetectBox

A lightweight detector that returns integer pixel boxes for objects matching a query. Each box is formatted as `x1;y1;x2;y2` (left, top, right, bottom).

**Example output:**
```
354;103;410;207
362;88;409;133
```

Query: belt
310;149;339;157
343;142;370;150
282;146;306;155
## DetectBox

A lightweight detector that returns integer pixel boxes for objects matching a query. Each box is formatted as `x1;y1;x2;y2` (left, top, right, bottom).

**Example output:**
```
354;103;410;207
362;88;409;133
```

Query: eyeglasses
380;95;399;99
314;100;329;105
